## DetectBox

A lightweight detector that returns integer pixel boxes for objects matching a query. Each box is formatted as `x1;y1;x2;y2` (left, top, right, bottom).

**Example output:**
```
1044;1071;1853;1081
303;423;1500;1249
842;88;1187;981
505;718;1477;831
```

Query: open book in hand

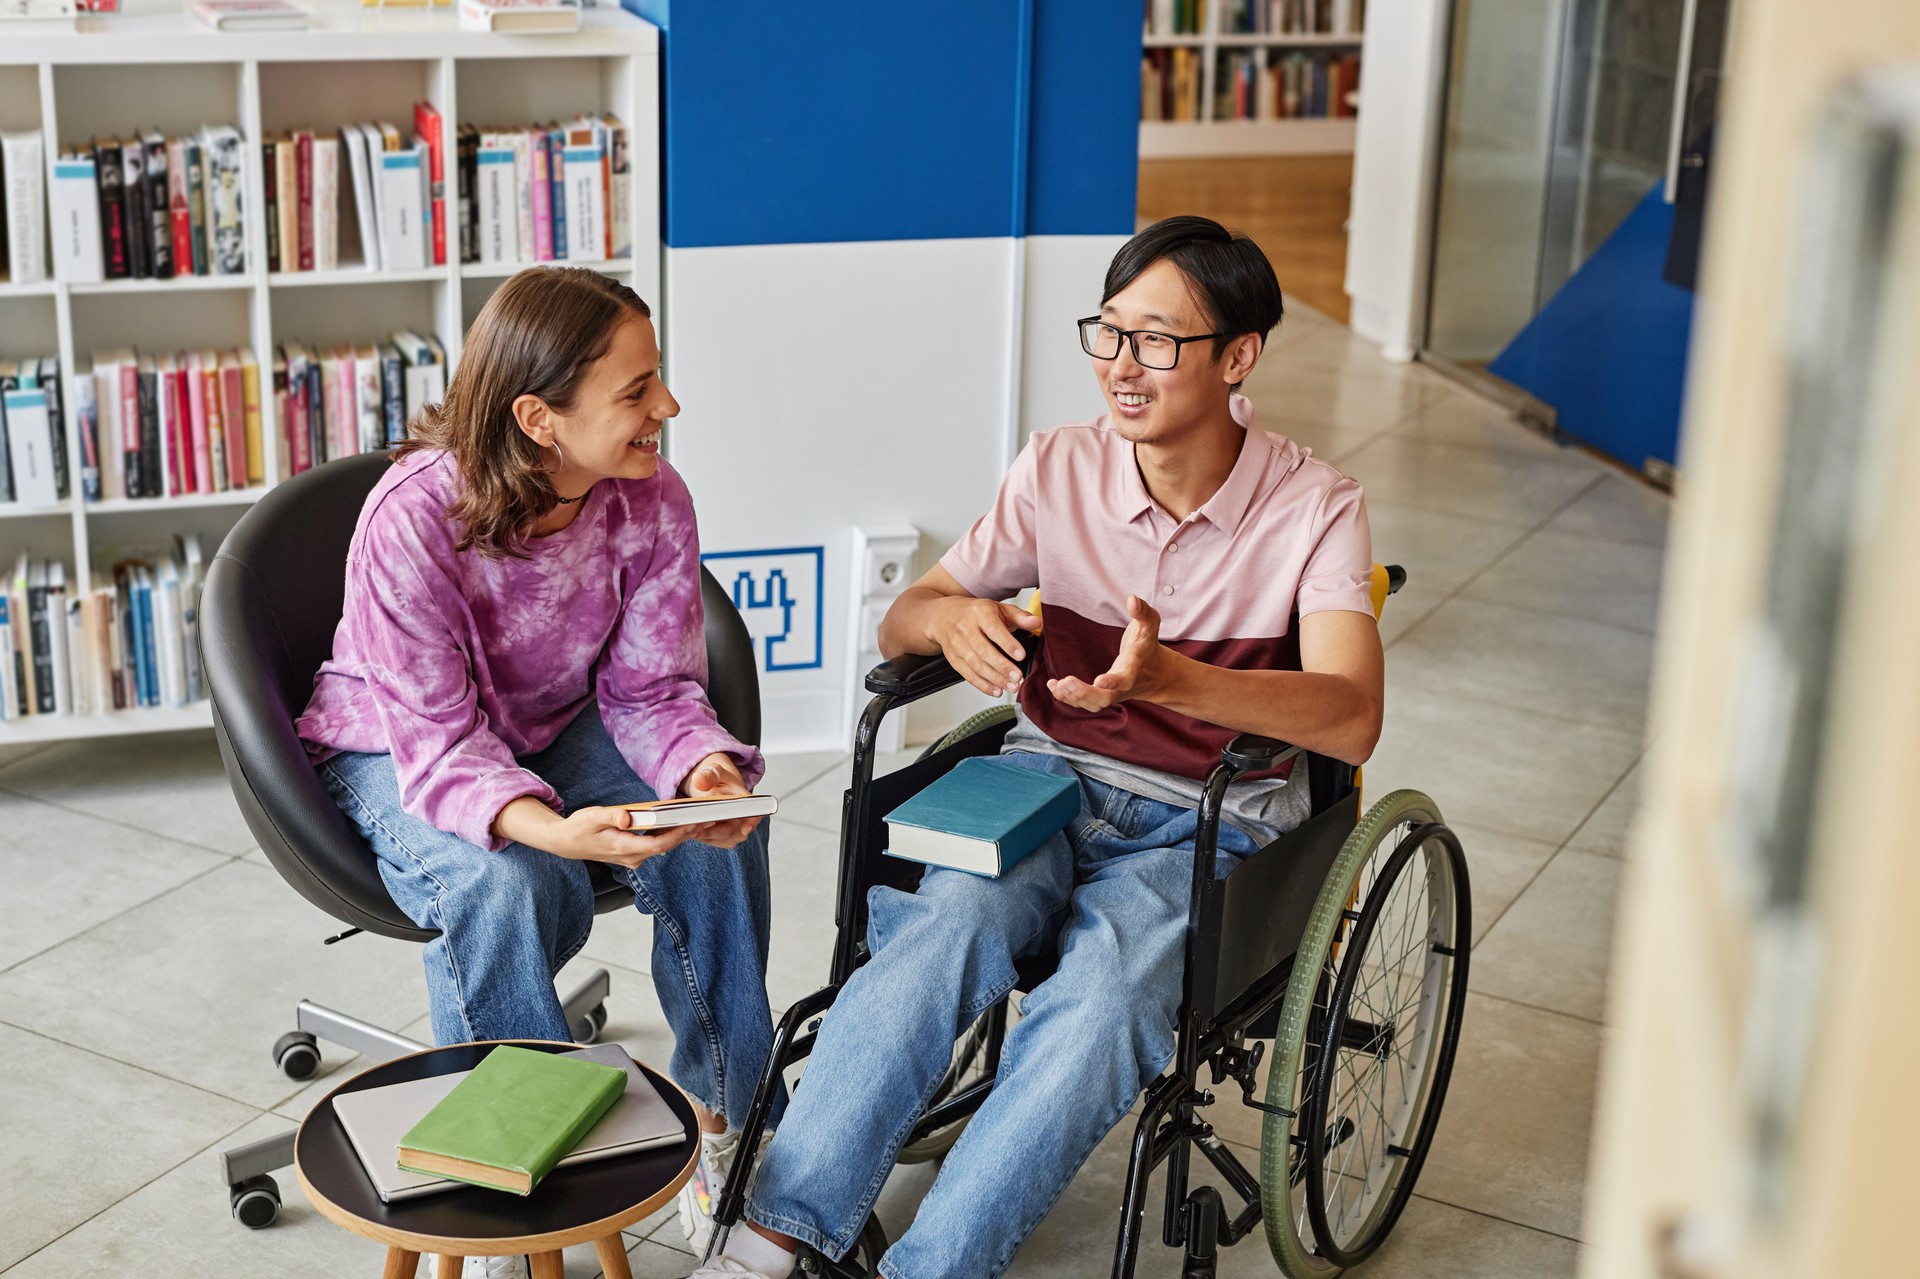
625;793;778;830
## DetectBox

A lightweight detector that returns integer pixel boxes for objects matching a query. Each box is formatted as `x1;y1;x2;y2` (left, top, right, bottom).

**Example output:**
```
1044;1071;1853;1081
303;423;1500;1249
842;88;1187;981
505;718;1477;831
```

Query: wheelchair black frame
713;584;1410;1279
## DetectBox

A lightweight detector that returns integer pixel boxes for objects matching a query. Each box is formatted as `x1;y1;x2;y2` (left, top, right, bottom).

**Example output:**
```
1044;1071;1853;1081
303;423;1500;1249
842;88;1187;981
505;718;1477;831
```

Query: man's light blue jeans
745;750;1261;1279
318;705;777;1124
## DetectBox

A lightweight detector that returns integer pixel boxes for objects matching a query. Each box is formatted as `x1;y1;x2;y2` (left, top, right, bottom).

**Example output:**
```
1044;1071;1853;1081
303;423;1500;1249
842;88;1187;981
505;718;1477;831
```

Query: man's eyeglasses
1077;317;1229;371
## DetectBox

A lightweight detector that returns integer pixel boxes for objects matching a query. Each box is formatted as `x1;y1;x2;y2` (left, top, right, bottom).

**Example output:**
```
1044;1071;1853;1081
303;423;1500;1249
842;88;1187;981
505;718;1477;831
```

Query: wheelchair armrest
865;651;967;702
1220;733;1303;775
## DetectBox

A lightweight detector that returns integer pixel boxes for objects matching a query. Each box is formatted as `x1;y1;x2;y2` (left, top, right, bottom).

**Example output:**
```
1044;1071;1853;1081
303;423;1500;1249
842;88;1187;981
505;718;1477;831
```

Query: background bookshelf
1140;0;1364;157
0;0;660;746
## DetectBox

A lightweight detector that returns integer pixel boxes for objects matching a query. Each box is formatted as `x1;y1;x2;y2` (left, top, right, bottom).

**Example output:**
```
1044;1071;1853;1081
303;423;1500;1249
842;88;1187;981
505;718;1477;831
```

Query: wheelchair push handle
1220;733;1302;775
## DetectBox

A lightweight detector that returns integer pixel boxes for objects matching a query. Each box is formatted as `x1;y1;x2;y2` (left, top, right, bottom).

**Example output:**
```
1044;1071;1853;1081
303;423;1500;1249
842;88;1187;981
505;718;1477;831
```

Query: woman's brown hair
395;266;652;557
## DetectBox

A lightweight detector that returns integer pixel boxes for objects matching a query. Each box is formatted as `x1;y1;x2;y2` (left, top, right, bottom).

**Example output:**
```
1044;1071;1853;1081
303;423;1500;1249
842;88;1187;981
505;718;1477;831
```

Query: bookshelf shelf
1140;4;1365;158
0;0;662;746
459;258;635;280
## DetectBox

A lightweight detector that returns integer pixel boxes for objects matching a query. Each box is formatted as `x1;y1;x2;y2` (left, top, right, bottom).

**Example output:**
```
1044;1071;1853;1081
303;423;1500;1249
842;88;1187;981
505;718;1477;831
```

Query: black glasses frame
1077;316;1232;370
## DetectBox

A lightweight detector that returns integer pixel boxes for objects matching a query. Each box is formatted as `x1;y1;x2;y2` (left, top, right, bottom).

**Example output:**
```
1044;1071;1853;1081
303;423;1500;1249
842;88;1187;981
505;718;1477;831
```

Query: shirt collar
1117;394;1294;536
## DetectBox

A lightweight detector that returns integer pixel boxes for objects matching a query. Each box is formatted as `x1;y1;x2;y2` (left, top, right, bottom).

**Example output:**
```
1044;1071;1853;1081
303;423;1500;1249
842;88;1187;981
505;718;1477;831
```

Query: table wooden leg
529;1252;566;1279
436;1254;464;1279
594;1234;634;1279
381;1247;421;1279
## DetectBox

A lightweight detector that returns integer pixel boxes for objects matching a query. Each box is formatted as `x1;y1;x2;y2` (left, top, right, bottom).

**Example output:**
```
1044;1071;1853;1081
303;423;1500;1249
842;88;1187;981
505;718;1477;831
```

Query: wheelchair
713;565;1471;1278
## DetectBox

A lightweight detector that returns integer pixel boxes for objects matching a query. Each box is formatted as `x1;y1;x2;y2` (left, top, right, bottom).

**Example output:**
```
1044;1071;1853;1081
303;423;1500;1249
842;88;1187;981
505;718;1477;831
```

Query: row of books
2;133;50;286
51;127;248;284
1216;50;1360;121
275;333;446;473
0;541;206;722
267;104;448;274
1218;0;1364;35
1144;0;1364;36
457;116;632;267
1142;49;1207;123
76;348;266;502
0;358;71;506
1143;0;1210;36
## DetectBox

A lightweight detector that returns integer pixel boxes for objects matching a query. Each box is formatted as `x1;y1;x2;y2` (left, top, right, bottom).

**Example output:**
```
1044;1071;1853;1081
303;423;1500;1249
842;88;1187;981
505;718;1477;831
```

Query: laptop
333;1042;686;1203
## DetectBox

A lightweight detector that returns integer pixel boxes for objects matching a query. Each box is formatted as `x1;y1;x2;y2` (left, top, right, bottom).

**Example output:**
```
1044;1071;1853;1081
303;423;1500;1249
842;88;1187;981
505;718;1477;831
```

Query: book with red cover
414;102;447;267
167;138;193;275
294;130;315;272
219;352;247;489
184;351;212;494
170;355;193;493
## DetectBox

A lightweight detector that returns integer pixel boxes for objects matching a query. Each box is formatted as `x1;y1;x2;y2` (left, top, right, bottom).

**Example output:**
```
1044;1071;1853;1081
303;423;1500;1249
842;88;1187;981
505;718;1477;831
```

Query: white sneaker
677;1128;742;1253
462;1258;528;1279
684;1259;780;1279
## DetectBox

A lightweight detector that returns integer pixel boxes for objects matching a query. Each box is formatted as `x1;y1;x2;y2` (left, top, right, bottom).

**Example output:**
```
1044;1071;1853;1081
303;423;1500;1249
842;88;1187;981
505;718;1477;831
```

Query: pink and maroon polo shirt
941;395;1374;792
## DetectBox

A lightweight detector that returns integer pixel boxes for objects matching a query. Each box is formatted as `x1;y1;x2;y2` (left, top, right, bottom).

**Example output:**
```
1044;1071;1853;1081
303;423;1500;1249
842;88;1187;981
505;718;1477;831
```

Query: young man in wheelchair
689;216;1384;1279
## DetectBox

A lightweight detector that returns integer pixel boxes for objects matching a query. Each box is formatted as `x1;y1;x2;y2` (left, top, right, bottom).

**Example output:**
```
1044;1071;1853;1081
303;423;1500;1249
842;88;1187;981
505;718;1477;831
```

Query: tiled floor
0;303;1663;1278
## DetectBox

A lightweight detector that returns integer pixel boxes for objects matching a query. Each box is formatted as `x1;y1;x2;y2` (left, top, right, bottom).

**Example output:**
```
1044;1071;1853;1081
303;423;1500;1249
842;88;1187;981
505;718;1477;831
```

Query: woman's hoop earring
547;439;567;473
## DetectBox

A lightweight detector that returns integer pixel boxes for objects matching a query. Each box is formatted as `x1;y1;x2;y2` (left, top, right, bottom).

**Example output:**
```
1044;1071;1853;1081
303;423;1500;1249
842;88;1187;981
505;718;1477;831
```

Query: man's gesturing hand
1048;594;1165;713
929;596;1043;698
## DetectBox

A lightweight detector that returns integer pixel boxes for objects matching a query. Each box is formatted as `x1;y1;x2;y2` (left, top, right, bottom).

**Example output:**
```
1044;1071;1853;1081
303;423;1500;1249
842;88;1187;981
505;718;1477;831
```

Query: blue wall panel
1489;188;1695;469
625;0;1137;247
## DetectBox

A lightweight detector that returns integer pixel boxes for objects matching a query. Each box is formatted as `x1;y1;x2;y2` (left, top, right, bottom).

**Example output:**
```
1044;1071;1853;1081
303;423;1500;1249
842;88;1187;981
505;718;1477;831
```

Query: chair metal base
221;968;613;1226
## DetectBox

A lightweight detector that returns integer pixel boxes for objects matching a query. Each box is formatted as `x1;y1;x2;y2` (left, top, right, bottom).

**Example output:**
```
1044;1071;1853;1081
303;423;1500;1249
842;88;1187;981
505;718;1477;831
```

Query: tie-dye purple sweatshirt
296;448;763;851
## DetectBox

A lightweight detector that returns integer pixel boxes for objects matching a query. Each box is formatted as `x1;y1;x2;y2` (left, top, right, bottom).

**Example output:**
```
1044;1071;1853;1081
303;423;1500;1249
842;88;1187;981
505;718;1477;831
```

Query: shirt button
1168;541;1179;553
1163;586;1176;597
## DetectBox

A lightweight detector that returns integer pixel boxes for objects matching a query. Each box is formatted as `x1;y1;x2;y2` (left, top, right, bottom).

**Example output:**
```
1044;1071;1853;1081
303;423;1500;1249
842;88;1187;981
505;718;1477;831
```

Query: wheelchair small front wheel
1260;790;1471;1276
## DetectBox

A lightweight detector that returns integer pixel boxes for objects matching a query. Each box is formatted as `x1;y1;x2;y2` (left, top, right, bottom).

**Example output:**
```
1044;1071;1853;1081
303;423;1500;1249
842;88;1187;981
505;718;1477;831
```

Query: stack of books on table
455;115;630;266
1;357;72;506
0;537;206;721
50;128;248;283
267;105;449;273
336;1043;683;1203
274;332;445;473
76;349;265;501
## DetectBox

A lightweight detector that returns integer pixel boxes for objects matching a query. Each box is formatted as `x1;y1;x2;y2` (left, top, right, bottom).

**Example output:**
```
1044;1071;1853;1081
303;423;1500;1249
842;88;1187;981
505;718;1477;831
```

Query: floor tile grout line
0;1108;271;1276
0;741;60;776
0;854;235;978
0;1013;273;1114
0;780;253;860
1468;738;1651;946
1468;988;1606;1030
1441;591;1662;639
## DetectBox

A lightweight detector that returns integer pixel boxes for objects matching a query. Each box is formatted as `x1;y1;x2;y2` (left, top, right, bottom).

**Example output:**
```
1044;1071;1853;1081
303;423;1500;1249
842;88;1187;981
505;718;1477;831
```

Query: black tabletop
296;1040;699;1243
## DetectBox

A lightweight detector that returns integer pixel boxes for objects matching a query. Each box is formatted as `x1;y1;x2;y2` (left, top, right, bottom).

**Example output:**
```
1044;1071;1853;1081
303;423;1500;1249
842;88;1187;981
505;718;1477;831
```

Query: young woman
296;267;769;1264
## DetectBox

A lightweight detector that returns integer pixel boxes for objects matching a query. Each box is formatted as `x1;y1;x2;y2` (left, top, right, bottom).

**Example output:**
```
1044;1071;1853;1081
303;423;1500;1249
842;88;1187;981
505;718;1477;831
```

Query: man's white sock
721;1224;797;1279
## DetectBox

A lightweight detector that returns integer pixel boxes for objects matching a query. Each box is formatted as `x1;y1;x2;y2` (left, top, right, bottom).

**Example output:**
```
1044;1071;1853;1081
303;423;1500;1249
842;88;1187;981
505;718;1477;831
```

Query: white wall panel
660;237;1020;753
1019;234;1127;446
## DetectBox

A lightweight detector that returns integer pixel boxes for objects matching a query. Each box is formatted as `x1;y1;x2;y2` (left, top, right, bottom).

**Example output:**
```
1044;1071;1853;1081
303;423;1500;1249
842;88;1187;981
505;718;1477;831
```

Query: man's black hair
1102;215;1284;361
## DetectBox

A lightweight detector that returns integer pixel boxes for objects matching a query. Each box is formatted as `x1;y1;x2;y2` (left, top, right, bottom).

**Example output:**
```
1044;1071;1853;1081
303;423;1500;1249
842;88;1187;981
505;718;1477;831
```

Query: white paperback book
49;153;103;284
340;125;380;270
510;130;535;264
476;133;516;266
2;385;59;506
312;134;340;271
562;130;606;263
379;144;427;271
0;593;15;722
154;555;188;708
65;593;89;717
1;131;48;284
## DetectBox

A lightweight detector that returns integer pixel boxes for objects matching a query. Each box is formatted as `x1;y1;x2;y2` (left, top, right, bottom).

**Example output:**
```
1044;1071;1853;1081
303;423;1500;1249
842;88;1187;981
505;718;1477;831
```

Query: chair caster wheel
231;1174;281;1228
572;1003;608;1045
273;1031;321;1080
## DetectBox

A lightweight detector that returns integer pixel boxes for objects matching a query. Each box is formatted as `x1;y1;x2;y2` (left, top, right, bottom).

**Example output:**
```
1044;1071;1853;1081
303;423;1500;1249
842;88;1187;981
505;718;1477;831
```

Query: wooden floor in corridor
1137;154;1354;324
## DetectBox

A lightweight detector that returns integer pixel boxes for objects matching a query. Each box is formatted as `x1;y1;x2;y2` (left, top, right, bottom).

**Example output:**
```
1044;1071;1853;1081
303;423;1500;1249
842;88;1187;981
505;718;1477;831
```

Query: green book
396;1045;627;1196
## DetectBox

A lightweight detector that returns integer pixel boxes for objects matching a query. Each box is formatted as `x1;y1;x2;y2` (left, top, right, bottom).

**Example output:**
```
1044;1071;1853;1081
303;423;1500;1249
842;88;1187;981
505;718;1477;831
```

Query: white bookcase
0;1;660;746
1139;5;1362;158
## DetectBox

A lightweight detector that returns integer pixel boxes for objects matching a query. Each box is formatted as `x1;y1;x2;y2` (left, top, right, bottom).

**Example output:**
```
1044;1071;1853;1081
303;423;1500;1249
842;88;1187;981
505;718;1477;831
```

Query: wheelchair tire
917;705;1017;761
1260;790;1471;1276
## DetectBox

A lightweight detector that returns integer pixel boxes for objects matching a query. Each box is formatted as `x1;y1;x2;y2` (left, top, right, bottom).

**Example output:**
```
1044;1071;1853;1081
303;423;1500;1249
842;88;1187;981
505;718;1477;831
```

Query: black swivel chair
201;451;762;1227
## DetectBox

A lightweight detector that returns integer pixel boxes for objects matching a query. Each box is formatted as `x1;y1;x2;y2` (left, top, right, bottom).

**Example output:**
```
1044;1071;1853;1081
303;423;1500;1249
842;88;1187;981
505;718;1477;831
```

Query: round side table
296;1040;700;1279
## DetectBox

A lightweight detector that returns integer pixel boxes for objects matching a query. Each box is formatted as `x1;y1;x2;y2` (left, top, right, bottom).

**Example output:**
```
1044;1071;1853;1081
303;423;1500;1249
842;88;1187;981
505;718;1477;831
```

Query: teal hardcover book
882;756;1079;877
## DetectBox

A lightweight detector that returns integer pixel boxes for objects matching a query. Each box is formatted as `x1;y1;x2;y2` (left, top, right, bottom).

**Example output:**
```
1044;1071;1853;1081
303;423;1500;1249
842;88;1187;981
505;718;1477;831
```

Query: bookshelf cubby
1140;3;1364;157
0;0;661;746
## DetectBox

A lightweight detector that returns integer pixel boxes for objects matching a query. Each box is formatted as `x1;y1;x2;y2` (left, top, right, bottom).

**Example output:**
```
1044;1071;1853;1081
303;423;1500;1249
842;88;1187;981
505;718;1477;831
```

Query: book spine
0;595;15;721
530;130;553;262
262;138;281;272
313;137;339;271
185;139;208;276
221;363;247;488
546;127;567;261
40;361;68;502
415;102;447;267
117;360;140;500
457;126;477;264
512;131;533;263
96;140;129;280
304;361;322;467
50;155;104;284
381;348;405;444
170;366;193;494
47;579;71;716
295;131;315;271
132;573;155;708
168;139;193;274
138;364;161;501
241;353;264;485
287;355;310;473
123;143;150;279
1;132;49;284
145;140;173;279
184;361;210;492
604;117;630;260
203;363;228;491
68;595;91;717
206;130;246;275
27;575;52;714
72;372;99;502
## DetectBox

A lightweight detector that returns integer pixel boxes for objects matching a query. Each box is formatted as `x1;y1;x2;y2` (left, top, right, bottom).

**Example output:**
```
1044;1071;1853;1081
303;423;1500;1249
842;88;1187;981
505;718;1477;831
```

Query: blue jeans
746;751;1262;1279
318;705;777;1124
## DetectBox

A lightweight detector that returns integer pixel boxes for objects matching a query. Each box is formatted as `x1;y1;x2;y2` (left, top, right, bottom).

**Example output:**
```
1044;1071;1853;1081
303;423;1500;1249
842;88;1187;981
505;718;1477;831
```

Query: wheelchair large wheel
1260;790;1470;1276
